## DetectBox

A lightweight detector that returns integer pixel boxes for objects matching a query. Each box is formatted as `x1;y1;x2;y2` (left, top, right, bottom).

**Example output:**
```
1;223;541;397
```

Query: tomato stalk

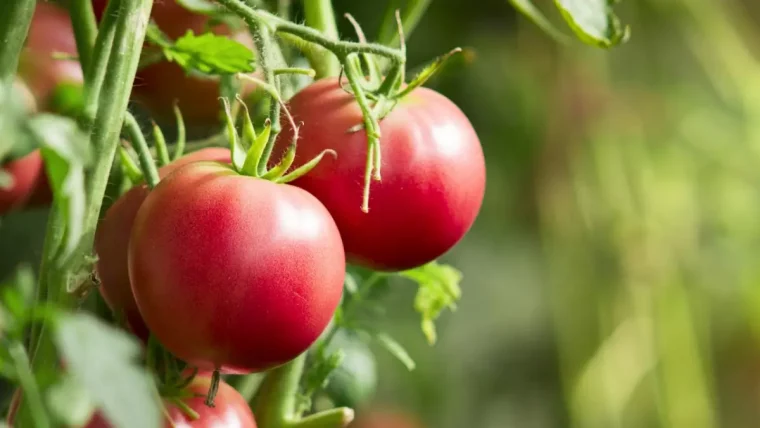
0;0;35;84
124;113;160;188
302;0;340;78
19;0;154;425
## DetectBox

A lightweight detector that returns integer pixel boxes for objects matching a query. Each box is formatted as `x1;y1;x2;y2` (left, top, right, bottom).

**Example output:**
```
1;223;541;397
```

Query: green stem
125;113;160;187
81;0;120;130
251;354;306;428
377;0;432;47
21;0;154;425
0;0;35;83
68;0;99;74
302;0;340;78
8;341;51;428
292;408;354;428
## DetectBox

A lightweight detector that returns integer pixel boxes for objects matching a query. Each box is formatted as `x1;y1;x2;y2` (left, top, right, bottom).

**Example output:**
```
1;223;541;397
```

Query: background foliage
6;0;760;427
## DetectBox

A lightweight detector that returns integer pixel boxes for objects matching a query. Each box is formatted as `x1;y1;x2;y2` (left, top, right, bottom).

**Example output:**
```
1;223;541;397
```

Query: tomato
19;2;83;111
276;78;486;271
128;162;345;373
85;377;257;427
95;148;231;339
92;0;256;127
0;151;45;214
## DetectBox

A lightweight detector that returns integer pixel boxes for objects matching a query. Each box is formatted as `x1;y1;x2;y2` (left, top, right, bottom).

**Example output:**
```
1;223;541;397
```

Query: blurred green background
7;0;760;426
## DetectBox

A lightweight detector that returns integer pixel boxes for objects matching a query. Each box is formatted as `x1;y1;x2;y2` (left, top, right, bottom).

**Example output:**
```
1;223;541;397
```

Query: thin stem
0;0;35;83
302;0;340;78
8;341;51;428
274;67;316;77
377;0;432;47
125;113;160;188
172;104;187;160
22;1;153;425
251;354;306;427
69;0;99;74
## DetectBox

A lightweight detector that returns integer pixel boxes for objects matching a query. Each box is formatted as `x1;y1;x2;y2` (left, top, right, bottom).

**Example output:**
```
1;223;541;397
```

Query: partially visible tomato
85;377;257;427
92;0;256;127
19;2;83;111
276;78;486;271
0;151;45;214
324;331;377;409
95;148;231;340
128;162;345;372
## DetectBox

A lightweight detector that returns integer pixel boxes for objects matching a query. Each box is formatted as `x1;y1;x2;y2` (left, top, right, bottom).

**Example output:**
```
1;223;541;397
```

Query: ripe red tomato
19;2;83;110
128;162;345;373
276;78;486;271
95;148;231;339
92;0;256;127
0;151;46;214
86;377;257;427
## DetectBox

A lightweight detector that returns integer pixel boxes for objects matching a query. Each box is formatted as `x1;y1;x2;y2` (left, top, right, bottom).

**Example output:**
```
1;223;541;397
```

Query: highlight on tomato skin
95;148;232;341
127;162;346;373
275;77;487;272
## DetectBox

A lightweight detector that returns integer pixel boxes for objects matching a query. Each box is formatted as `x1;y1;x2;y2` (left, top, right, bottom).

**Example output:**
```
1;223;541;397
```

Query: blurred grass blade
554;0;630;48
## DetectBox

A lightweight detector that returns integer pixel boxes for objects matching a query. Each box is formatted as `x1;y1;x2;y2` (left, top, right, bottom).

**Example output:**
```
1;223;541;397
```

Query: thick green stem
302;0;340;78
0;0;35;83
20;0;153;425
251;355;306;428
81;0;120;130
69;0;99;74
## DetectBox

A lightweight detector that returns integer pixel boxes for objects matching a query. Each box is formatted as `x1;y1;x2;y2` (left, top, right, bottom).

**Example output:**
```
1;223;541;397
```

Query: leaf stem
68;0;99;74
125;113;160;188
377;0;432;47
0;0;35;84
302;0;340;78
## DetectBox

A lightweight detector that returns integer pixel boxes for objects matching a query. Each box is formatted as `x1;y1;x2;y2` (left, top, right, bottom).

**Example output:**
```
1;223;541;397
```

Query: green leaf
29;114;90;264
374;333;416;371
507;0;572;44
54;313;162;428
47;375;96;427
398;262;462;345
164;30;255;75
554;0;629;48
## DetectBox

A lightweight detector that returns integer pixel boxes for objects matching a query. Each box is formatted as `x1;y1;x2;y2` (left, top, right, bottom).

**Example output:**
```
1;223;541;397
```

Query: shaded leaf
374;333;416;371
29;114;90;264
507;0;572;43
54;313;161;428
47;375;95;427
164;31;255;75
399;262;462;345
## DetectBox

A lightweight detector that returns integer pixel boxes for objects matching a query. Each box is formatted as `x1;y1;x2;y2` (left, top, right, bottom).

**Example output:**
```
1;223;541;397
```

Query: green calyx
221;93;336;184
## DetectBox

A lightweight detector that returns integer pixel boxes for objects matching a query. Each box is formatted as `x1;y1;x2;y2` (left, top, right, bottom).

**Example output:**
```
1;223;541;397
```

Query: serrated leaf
374;333;416;371
47;375;95;427
54;313;162;428
555;0;629;48
29;114;90;264
507;0;572;43
164;31;255;75
399;262;462;345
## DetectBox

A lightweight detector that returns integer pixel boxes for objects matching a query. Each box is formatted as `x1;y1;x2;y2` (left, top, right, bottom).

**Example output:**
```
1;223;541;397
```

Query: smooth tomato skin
276;78;486;271
85;377;256;428
0;151;44;214
19;2;83;110
128;162;345;372
95;148;231;339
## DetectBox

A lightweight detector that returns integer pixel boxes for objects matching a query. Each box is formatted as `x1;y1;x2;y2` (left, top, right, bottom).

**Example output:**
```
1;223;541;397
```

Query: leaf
164;31;255;75
29;114;90;264
47;375;96;427
54;313;162;428
398;262;462;345
374;333;416;371
554;0;629;48
507;0;572;44
220;98;246;172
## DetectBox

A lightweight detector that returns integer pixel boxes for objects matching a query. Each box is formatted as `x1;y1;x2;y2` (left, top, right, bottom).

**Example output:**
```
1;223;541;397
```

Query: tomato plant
276;77;486;271
128;161;345;373
95;148;231;339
